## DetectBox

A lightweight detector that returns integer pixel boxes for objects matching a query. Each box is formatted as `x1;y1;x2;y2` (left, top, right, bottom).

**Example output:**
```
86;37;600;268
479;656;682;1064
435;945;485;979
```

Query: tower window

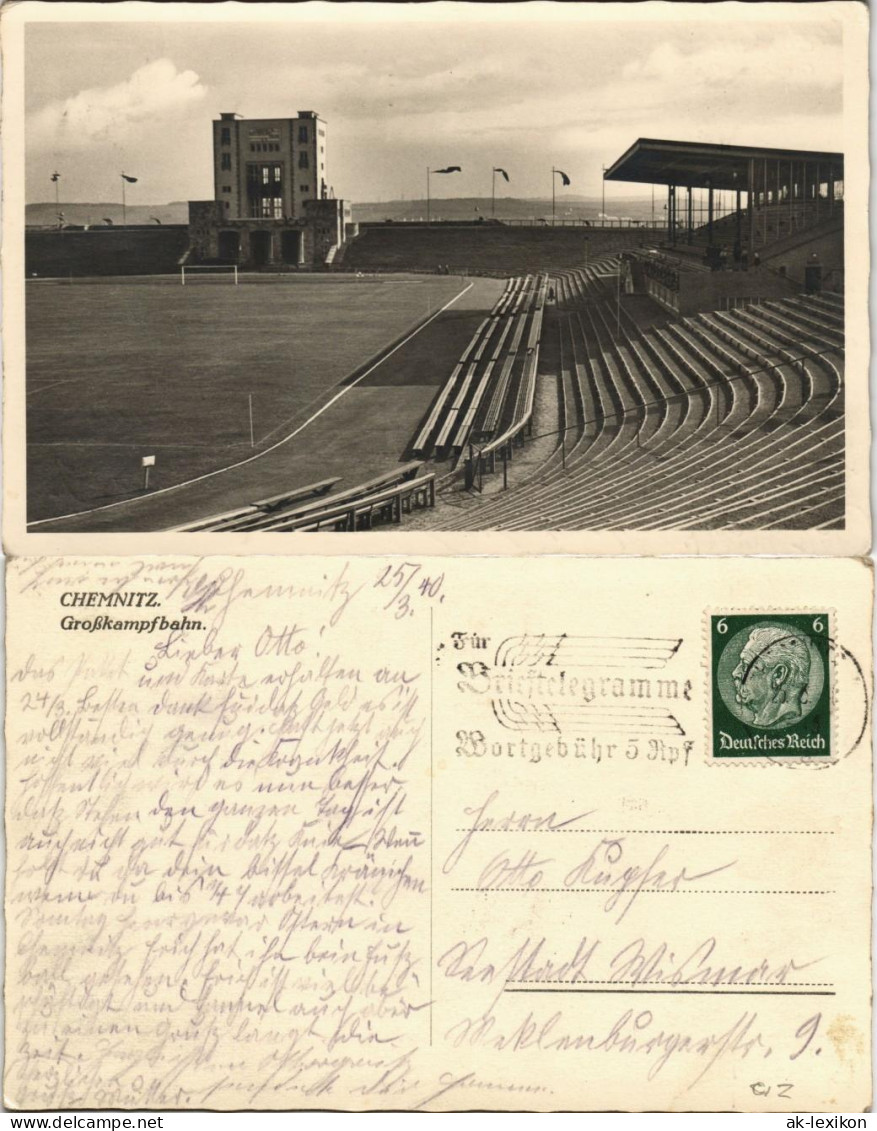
246;164;284;217
221;153;231;170
299;125;309;143
299;152;309;169
256;197;284;219
221;127;231;145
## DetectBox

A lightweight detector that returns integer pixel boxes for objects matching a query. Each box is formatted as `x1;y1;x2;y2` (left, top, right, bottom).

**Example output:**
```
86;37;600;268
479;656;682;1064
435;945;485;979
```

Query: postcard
4;554;871;1111
1;0;870;556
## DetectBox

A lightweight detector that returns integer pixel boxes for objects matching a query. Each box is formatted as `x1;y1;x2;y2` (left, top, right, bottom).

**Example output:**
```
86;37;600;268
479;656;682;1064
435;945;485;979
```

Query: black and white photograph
10;2;865;542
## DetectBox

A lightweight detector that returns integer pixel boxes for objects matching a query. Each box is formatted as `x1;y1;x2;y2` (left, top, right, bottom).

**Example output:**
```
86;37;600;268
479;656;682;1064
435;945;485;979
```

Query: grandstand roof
604;138;844;190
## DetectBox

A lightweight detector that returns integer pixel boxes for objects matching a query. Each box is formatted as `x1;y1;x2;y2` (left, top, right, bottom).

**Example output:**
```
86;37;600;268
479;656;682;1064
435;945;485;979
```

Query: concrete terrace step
419;252;844;532
431;341;842;531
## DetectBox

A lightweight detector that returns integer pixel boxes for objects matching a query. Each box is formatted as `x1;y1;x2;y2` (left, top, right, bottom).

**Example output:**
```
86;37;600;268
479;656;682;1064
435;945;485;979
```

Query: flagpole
492;169;496;219
122;175;126;229
426;167;430;227
552;167;556;227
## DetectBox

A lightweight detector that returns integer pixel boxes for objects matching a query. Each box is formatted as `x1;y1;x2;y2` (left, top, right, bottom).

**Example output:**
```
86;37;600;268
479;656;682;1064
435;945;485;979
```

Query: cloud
620;34;842;97
24;17;846;204
29;59;206;149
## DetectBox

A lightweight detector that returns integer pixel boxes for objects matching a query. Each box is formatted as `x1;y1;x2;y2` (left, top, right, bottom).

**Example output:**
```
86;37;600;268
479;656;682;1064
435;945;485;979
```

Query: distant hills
351;195;658;225
26;202;191;227
27;195;659;228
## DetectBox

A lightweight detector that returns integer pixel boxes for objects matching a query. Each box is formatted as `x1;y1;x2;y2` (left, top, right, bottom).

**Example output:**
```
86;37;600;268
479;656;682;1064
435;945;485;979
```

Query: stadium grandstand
405;140;844;532
26;136;844;534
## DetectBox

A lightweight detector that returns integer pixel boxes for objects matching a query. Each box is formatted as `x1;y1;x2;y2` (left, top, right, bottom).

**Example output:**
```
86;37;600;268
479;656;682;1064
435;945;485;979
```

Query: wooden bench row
293;475;437;532
235;463;423;532
166;476;340;532
411;274;544;458
410;278;520;456
473;274;548;443
169;464;422;533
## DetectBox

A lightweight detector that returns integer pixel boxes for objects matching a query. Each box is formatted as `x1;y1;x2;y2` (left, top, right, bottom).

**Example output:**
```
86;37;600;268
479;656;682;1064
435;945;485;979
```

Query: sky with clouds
25;4;845;205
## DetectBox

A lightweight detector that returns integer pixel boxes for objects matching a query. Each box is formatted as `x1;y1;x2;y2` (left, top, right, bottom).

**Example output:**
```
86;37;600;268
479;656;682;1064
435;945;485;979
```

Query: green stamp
710;613;831;759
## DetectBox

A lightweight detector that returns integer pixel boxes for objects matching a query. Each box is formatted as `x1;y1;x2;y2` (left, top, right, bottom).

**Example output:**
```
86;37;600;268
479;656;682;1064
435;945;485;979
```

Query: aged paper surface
1;0;870;555
4;555;871;1112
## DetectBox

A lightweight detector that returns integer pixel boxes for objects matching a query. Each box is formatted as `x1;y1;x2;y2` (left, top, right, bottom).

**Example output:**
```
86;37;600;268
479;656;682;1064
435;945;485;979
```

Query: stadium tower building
187;111;352;270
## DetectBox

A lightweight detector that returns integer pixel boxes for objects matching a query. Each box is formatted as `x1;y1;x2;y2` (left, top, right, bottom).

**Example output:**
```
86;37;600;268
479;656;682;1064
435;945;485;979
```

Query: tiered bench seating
171;466;426;534
410;274;547;458
285;475;436;531
167;477;340;532
425;254;844;531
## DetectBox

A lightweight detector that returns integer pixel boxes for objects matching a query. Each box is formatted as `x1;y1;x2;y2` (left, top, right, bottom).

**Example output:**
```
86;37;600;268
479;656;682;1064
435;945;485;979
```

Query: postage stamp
709;613;832;760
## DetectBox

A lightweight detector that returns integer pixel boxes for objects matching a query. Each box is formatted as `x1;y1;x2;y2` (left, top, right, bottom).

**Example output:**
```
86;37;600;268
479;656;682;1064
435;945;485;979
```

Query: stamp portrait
709;612;831;759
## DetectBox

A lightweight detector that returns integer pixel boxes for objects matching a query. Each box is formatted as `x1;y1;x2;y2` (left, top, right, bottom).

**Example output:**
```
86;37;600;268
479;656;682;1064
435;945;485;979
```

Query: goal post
180;264;239;286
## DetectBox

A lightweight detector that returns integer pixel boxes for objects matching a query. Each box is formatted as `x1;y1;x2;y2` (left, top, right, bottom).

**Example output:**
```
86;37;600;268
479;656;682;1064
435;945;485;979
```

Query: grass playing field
26;273;494;523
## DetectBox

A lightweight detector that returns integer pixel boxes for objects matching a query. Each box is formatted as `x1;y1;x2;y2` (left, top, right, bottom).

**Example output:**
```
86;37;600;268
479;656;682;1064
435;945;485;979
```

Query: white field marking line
28;375;121;397
29;378;89;397
27;281;475;527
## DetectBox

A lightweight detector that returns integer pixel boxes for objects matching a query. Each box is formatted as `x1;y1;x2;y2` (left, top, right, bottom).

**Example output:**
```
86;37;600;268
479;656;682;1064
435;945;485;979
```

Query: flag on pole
121;173;138;183
102;218;114;225
51;172;61;183
555;169;571;186
433;166;461;174
494;168;510;182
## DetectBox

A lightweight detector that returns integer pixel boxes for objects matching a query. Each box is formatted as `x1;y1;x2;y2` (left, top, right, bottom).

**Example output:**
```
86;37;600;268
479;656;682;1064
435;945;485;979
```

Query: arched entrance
250;230;272;267
217;230;240;262
281;230;302;265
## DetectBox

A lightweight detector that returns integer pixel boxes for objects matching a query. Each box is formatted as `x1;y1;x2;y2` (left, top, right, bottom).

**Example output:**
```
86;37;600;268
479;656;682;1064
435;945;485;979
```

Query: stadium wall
635;252;807;315
763;225;844;291
25;227;190;278
342;224;653;273
676;268;798;314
